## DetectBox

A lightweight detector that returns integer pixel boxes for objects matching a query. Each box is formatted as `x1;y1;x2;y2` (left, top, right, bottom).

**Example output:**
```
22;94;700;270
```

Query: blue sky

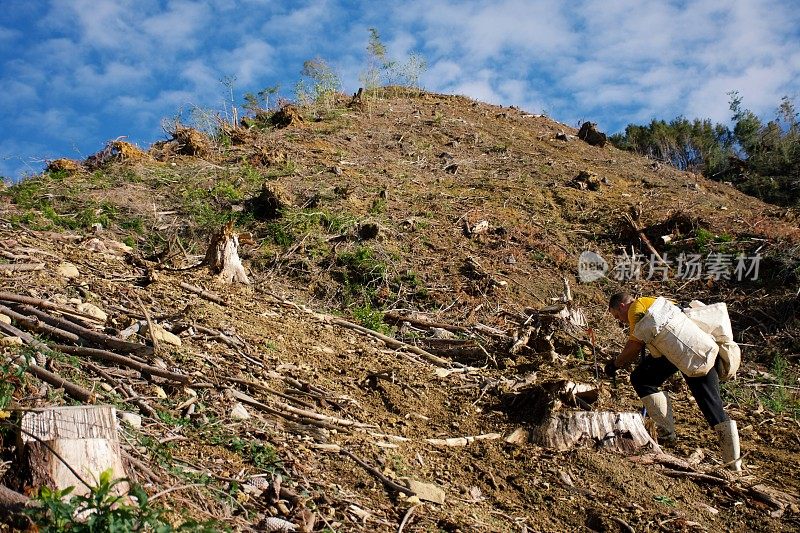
1;0;799;180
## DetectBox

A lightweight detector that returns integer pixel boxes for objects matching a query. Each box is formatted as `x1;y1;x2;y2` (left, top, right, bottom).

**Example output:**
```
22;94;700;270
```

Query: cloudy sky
1;0;799;180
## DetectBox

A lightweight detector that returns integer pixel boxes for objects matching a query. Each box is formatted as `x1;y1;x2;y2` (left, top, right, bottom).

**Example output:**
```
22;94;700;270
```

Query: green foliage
360;28;427;94
336;246;387;290
296;58;341;111
25;469;222;532
352;303;390;334
610;93;800;207
0;359;26;409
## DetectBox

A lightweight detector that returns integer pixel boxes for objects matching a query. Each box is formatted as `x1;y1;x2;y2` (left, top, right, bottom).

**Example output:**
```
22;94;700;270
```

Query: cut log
532;411;661;453
0;483;29;514
204;221;250;284
19;406;128;496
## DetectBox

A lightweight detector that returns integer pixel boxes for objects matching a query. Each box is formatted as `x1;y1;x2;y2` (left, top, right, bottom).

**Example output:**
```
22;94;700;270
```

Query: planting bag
634;297;719;377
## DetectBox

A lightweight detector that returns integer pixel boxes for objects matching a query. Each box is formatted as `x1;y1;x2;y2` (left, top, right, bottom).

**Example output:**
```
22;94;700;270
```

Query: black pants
630;355;728;427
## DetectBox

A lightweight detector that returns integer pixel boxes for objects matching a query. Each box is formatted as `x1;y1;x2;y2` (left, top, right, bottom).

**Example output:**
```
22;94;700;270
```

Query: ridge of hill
0;90;798;532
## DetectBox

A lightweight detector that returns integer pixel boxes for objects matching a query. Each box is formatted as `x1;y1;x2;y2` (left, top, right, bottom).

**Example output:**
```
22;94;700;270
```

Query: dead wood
328;317;462;369
179;282;227;305
338;448;415;496
226;377;316;409
383;311;469;333
229;389;352;433
26;364;97;403
10;304;151;355
50;344;187;383
0;484;29;514
20;406;127;496
204;221;250;284
424;433;502;447
624;213;666;265
136;296;159;353
533;411;660;453
10;292;106;321
0;303;81;344
84;361;157;417
0;263;44;271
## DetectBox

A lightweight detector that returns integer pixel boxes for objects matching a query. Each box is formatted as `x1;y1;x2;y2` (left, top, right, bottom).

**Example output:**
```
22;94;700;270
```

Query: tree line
609;93;800;207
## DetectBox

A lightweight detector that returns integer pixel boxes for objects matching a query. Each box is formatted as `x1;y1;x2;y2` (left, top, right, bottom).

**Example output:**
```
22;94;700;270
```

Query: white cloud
142;0;210;51
226;39;276;86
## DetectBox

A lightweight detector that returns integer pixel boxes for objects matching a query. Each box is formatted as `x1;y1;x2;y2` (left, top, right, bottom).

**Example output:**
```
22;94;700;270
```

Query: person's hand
604;360;617;378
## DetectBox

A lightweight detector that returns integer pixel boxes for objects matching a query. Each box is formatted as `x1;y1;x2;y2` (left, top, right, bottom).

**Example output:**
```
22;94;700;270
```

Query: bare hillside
0;90;798;532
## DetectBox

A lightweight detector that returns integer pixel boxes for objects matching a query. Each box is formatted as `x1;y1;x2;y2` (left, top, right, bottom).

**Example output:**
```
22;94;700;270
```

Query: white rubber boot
714;419;742;472
641;392;676;444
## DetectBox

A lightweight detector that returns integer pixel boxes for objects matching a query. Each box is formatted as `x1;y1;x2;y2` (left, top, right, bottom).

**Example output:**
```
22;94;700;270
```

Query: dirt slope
0;90;798;532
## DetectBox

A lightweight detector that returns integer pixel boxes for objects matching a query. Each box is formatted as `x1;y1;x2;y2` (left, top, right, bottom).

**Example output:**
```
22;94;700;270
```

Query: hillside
0;90;798;532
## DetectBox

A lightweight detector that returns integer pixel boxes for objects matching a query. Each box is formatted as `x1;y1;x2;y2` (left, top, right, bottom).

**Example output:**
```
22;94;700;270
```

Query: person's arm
614;338;645;369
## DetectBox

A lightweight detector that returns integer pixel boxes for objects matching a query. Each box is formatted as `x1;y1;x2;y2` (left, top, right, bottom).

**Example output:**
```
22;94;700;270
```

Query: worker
605;292;742;471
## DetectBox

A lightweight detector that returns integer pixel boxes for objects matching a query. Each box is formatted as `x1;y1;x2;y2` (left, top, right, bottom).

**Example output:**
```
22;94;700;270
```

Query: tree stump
532;411;661;453
19;405;128;496
204;221;250;284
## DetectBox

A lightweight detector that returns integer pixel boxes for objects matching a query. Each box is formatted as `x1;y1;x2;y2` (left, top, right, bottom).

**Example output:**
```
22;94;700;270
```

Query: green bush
25;469;222;532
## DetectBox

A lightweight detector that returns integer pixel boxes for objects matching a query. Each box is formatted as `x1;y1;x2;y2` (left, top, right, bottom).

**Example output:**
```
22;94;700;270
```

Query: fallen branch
11;304;151;355
84;361;156;417
0;291;100;321
0;263;44;271
329;317;462;369
424;433;503;447
136;296;159;354
0;483;29;514
229;389;351;432
383;311;468;333
226;377;316;409
338;448;415;496
231;389;374;429
51;344;189;384
623;213;666;264
0;303;82;344
179;282;226;306
31;364;97;403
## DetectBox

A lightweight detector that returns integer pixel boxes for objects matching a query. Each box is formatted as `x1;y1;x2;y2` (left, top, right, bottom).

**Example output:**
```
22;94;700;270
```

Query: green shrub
24;469;222;532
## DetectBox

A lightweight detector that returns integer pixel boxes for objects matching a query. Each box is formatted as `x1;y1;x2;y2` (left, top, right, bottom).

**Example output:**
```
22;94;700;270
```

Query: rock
57;262;80;278
0;314;11;325
120;412;142;428
153;386;168;400
504;427;529;445
0;336;23;346
577;122;607;147
141;323;182;346
230;402;250;421
77;302;108;322
399;478;445;504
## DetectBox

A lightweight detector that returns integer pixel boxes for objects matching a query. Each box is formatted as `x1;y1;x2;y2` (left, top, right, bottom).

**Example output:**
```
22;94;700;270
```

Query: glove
604;360;617;378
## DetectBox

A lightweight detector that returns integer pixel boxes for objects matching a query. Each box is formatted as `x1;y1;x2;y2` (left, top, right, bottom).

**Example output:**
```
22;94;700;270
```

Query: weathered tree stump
204;221;250;284
532;411;661;453
19;405;128;496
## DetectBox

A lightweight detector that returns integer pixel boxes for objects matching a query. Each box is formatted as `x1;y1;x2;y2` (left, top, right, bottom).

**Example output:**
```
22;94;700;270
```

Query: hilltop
0;90;798;532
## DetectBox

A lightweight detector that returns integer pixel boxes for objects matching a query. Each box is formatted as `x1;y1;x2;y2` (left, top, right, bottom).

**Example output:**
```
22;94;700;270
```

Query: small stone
142;323;182;346
77;302;108;322
0;314;11;325
57;262;80;278
120;412;142;428
230;402;250;421
153;385;167;399
399;478;445;505
0;336;23;346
